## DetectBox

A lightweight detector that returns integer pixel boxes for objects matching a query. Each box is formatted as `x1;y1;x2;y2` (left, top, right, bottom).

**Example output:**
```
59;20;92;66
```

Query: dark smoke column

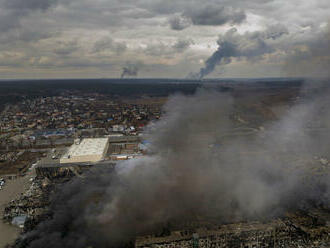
120;63;140;78
196;25;289;79
199;39;236;79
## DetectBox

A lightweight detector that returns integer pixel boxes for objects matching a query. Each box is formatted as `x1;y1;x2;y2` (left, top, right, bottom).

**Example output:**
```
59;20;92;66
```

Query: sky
0;0;329;79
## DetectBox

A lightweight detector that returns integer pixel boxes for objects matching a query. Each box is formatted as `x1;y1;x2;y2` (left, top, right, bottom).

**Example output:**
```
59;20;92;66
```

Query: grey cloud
0;0;58;32
0;51;27;66
53;40;79;56
16;29;53;42
120;7;155;19
172;39;194;53
92;37;127;55
168;14;191;30
4;0;58;11
0;12;20;32
145;39;194;57
183;5;246;26
0;0;329;78
265;24;289;40
167;4;246;30
285;23;330;78
144;43;169;56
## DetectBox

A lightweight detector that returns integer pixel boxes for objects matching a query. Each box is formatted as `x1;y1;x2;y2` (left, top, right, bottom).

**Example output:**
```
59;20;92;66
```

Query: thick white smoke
22;87;329;248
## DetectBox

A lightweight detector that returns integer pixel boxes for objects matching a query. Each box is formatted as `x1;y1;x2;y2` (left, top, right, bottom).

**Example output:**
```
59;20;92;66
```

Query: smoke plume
196;25;288;78
19;87;329;248
120;63;141;79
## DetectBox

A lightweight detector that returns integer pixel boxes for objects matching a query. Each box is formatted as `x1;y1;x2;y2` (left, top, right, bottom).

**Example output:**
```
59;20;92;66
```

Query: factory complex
34;135;142;179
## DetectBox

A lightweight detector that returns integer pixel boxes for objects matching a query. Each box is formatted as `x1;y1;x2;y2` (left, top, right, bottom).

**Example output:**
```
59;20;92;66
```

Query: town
0;80;329;248
0;88;166;247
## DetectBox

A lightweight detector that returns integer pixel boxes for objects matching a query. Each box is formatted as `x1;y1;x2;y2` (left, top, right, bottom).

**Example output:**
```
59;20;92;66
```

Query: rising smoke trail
18;86;330;248
196;25;288;78
120;63;140;79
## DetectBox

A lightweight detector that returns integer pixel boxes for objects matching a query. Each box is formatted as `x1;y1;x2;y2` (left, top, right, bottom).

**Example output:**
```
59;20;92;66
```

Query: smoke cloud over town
21;87;330;248
0;0;329;247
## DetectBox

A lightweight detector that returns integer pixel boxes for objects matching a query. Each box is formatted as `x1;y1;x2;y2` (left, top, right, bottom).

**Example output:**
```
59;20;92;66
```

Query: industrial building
35;135;142;178
60;138;109;163
106;135;143;161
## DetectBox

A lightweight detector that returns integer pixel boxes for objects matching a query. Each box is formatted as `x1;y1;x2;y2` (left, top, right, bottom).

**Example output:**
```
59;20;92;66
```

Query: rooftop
62;138;109;158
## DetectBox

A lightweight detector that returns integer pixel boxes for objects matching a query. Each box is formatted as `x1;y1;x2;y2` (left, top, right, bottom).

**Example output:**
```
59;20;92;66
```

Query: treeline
0;79;202;100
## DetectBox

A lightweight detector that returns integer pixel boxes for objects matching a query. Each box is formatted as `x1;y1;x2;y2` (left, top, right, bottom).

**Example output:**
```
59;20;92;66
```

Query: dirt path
0;174;33;248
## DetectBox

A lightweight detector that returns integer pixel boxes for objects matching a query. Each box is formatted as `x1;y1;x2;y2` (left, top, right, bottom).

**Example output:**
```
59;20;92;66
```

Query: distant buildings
35;135;143;179
0;93;162;150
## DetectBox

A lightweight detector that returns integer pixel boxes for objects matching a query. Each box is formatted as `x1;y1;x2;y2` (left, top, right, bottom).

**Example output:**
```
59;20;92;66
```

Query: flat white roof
63;138;108;158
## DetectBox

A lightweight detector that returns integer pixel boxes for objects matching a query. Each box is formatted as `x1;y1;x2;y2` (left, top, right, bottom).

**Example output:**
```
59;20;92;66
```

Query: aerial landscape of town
0;79;329;247
0;0;329;247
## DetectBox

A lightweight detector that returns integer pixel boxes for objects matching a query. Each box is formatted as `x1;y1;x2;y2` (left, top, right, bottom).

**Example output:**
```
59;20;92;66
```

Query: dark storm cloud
19;88;330;248
196;25;289;78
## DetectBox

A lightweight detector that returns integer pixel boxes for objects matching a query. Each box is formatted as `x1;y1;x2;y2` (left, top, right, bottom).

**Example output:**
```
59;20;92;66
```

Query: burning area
14;87;330;248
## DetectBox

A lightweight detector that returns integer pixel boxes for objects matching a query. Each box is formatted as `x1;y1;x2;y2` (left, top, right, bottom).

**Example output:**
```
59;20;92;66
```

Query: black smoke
196;25;288;78
17;87;330;248
120;63;141;79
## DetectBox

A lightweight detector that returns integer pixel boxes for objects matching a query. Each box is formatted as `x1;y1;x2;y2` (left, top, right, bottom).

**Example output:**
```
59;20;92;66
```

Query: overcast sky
0;0;329;79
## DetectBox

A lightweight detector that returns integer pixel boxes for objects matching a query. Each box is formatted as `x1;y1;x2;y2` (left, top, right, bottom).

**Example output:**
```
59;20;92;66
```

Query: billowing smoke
19;87;330;248
120;62;141;79
196;25;288;78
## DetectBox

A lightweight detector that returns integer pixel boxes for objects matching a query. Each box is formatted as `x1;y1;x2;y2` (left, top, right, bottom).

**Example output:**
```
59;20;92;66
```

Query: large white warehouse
60;138;109;163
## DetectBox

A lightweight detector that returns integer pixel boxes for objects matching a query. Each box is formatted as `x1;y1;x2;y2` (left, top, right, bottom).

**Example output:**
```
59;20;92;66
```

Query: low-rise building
60;138;109;163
